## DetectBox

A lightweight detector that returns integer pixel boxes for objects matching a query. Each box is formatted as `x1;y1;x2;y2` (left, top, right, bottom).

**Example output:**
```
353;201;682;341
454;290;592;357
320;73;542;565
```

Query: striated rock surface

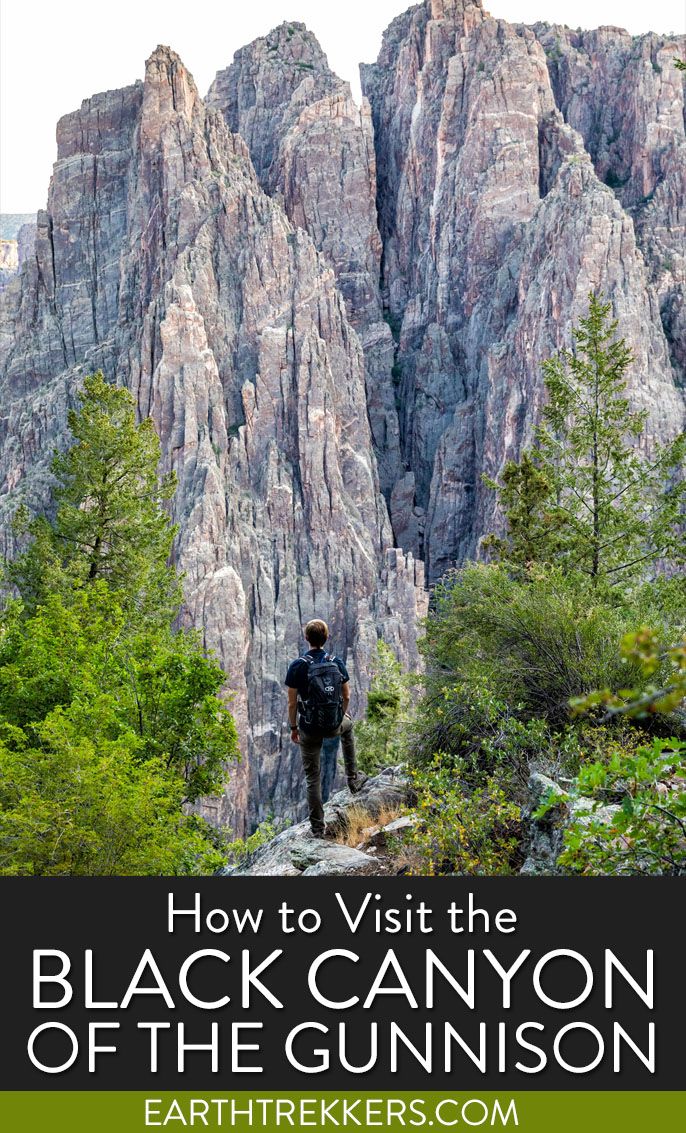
16;222;37;269
2;1;685;836
0;47;425;833
0;241;18;291
532;23;686;376
0;218;34;293
362;0;685;578
207;23;403;500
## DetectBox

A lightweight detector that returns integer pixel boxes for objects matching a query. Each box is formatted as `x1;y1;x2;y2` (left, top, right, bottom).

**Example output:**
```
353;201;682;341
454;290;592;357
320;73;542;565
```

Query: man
285;619;364;837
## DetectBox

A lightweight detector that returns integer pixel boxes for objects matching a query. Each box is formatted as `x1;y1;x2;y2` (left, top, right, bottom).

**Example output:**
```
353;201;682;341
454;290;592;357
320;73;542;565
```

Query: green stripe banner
0;1092;683;1131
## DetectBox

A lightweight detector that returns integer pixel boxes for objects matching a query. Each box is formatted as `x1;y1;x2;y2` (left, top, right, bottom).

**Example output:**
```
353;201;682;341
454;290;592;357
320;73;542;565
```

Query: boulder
222;768;413;876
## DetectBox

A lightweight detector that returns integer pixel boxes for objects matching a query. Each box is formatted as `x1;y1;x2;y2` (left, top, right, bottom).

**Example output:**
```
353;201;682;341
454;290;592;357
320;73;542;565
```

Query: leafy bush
424;563;679;726
0;715;222;876
411;682;551;799
574;626;686;720
409;561;683;876
224;818;285;867
540;737;686;875
356;642;416;773
406;759;523;876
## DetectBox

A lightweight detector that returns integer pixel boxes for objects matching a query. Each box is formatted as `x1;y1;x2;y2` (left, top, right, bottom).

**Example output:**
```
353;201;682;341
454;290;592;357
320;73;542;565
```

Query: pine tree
11;371;178;617
0;374;239;873
482;452;561;568
487;294;685;584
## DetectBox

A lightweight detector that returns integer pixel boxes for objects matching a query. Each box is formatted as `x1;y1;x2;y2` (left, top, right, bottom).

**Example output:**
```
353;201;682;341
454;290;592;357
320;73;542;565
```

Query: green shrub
224;818;286;867
540;737;686;875
0;715;222;876
411;682;550;799
424;563;678;726
407;759;523;876
574;625;686;720
356;642;416;774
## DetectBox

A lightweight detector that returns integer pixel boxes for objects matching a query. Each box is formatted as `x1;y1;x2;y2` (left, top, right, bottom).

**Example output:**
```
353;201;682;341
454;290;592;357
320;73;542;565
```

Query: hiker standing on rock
285;619;365;838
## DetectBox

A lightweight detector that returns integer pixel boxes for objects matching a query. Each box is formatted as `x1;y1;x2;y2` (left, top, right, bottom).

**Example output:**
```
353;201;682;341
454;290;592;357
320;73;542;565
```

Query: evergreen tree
482;452;561;568
355;642;415;773
10;372;178;617
0;374;239;874
487;294;685;584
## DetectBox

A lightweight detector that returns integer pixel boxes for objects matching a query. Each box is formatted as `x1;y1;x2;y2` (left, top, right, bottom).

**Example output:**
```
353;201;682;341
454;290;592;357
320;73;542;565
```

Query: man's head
304;619;329;648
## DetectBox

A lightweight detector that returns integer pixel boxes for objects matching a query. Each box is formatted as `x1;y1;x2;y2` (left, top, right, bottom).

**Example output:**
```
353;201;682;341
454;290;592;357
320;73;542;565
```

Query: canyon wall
361;0;685;577
1;0;684;827
208;22;403;499
0;48;424;832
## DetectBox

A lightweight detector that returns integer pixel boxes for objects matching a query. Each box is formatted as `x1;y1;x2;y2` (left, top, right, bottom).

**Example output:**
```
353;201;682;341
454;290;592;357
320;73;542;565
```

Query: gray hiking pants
299;713;357;835
321;736;340;803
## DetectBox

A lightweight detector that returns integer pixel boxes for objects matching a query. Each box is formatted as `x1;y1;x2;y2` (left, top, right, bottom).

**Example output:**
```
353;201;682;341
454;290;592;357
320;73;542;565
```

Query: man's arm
342;680;351;715
288;688;300;743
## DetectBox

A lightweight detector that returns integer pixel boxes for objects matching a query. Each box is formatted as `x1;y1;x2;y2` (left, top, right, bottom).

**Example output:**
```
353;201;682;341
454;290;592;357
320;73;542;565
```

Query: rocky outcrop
0;47;425;833
2;2;685;837
16;222;37;269
521;771;622;875
222;767;413;876
0;220;34;293
207;23;403;500
532;24;686;376
362;0;685;578
0;241;18;291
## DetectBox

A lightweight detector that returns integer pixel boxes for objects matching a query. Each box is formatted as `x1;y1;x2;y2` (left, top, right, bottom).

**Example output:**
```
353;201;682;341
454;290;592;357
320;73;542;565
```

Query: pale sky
1;0;685;213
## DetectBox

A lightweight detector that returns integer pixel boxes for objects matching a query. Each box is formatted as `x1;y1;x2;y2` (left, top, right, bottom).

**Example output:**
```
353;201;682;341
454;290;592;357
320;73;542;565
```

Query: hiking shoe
347;774;368;795
311;828;329;839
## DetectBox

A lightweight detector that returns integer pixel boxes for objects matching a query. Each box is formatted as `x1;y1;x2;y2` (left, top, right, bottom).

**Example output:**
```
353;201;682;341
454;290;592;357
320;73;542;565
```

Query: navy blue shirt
285;648;350;700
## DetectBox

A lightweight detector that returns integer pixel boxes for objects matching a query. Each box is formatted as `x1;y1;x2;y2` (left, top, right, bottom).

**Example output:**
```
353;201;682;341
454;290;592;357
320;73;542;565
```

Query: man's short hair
305;619;329;648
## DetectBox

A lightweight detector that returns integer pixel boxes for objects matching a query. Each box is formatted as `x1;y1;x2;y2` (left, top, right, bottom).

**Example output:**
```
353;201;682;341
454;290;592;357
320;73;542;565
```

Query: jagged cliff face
0;47;424;832
207;22;403;498
0;222;35;293
362;0;685;578
1;0;685;830
0;242;18;292
531;23;686;376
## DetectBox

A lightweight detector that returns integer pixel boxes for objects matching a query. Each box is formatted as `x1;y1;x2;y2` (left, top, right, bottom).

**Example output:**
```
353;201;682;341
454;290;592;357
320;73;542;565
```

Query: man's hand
290;726;300;745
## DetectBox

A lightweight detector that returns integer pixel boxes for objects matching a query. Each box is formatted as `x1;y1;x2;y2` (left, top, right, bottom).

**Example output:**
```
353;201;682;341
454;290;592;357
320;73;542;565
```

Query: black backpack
299;653;344;735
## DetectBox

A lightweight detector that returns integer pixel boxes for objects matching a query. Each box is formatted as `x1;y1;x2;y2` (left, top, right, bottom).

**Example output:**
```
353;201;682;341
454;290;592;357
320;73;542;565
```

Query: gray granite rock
362;0;685;578
521;771;623;874
2;1;685;840
208;22;403;505
222;767;413;876
0;240;18;292
532;22;686;376
520;772;569;875
0;48;425;835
